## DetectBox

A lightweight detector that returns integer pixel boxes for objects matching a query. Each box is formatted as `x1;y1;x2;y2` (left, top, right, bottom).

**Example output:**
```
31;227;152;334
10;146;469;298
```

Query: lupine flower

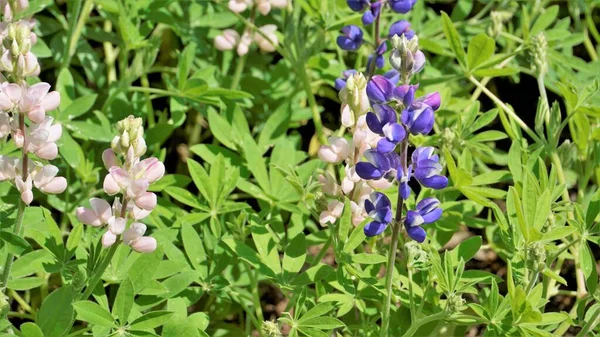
335;69;357;91
111;116;146;157
367;41;387;69
319;173;341;196
404;197;442;242
319;200;344;225
364;192;392;236
33;165;67;194
389;20;415;40
393;83;417;107
318;136;351;164
383;69;400;85
123;222;157;253
389;0;417;14
401;92;440;135
15;175;31;204
411;147;448;189
365;105;405;153
398;165;411;199
0;82;21;111
337;25;363;51
256;0;289;15
18;83;60;124
0;112;10;137
346;0;369;12
228;0;252;13
366;75;395;104
356;149;400;180
214;29;240;51
17;117;61;160
254;25;279;53
76;198;113;227
102;216;126;247
237;32;253;56
389;34;426;78
362;0;382;26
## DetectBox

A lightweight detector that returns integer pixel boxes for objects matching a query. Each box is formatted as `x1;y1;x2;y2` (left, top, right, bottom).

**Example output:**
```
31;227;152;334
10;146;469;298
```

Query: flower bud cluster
531;32;547;77
77;116;165;254
215;0;289;56
321;0;448;243
0;1;67;205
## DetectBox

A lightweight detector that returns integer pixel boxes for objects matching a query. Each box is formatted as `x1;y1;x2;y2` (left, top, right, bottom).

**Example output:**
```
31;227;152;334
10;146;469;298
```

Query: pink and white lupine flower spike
19;82;60;124
123;222;157;253
33;165;66;194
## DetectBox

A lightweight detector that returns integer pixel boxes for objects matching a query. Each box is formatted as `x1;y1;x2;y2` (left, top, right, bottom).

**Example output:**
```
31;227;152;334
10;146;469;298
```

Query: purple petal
421;92;441;111
362;10;374;25
375;55;385;69
377;138;397;153
389;0;416;13
337;36;358;51
383;69;399;84
365;198;375;214
418;175;449;189
371;191;391;209
409;106;434;134
374;104;397;125
383;123;406;142
389;20;411;38
356;162;383;180
405;210;424;228
347;0;368;11
416;197;440;213
365;221;387;236
366;75;395;103
366;111;384;134
421;208;442;224
406;224;426;242
400;181;411;199
334;78;347;91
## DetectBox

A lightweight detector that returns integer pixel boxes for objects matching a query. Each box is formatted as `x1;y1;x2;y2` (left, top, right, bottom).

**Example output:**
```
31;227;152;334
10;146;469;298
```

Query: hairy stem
380;140;408;337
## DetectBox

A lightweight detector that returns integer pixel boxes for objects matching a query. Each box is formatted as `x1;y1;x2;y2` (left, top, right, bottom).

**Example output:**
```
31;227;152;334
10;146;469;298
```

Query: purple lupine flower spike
404;197;442;242
364;192;393;236
337;25;364;51
389;0;418;14
366;75;396;104
389;20;415;40
412;147;448;189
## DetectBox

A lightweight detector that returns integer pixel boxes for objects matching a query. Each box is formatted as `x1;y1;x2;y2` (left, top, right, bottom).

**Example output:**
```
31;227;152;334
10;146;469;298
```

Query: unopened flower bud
446;293;465;313
340;72;369;118
532;33;547;76
526;242;546;272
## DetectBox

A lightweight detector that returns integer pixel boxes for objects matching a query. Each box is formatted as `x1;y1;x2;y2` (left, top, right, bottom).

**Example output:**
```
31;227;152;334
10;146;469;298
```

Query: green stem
407;267;416;324
62;0;93;70
79;242;119;301
298;67;327;145
400;312;447;337
230;53;247;90
244;262;265;337
525;271;539;294
468;75;543;144
0;200;25;293
310;235;331;268
576;305;600;337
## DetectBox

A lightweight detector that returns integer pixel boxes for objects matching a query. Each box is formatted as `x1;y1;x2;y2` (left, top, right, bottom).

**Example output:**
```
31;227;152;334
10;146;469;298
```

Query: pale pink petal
109;167;131;188
108;216;126;235
40;91;60;112
27;83;51;104
89;198;112;223
76;207;102;226
123;222;146;245
3;83;21;103
103;174;121;195
40;176;66;194
35;142;58;160
102;231;117;248
21;190;33;205
130;236;157;253
27;106;45;124
0;92;12;110
135;192;156;210
46;124;62;142
102;149;118;169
